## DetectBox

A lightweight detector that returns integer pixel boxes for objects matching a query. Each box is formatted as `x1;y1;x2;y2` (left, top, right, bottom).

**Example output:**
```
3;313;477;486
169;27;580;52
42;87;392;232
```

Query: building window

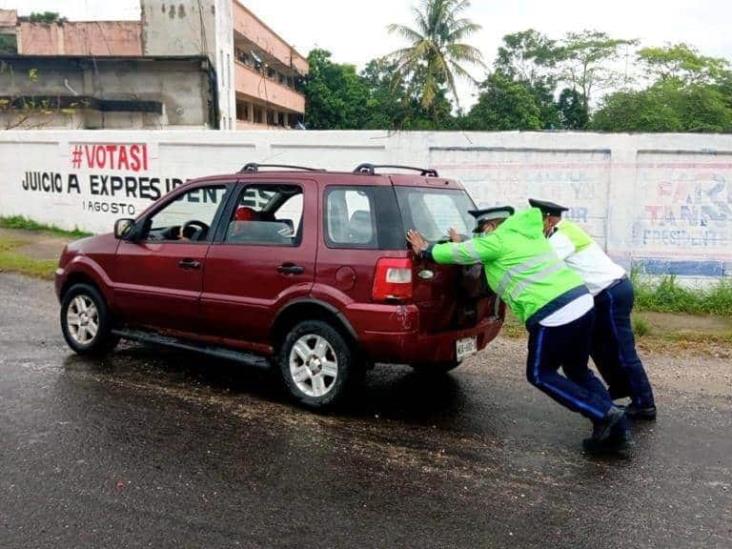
236;101;251;121
290;114;304;129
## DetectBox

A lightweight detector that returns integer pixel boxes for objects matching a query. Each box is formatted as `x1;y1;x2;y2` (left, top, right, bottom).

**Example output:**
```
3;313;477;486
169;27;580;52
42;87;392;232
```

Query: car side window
143;185;228;242
325;187;376;248
224;184;303;246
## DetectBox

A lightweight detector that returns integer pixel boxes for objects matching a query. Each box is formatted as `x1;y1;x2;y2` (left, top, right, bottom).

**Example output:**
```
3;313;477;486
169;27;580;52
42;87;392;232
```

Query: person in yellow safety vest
529;199;657;420
406;206;631;454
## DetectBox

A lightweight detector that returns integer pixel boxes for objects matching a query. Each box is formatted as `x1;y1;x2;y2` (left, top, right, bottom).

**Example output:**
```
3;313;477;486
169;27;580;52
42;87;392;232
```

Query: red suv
56;163;504;408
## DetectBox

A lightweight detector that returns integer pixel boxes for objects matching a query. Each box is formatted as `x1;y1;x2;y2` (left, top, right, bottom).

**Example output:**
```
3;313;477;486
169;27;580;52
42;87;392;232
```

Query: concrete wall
0;130;730;282
141;0;235;130
0;57;212;129
17;21;142;56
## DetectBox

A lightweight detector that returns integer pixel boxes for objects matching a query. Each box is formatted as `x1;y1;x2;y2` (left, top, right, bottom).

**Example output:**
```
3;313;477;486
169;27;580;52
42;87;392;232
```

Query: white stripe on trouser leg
531;326;605;420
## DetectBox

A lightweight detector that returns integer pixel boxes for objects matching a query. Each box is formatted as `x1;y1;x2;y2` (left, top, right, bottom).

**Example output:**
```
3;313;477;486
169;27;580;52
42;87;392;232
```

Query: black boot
626;403;657;421
591;406;625;440
583;407;631;455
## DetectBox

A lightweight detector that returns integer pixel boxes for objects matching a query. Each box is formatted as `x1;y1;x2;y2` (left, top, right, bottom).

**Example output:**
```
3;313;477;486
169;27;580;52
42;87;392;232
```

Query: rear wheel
411;361;461;375
278;320;362;409
60;283;119;355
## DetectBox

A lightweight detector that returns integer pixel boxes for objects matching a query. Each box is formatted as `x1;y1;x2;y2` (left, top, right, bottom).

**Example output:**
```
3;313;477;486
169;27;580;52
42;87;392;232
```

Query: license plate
456;337;477;362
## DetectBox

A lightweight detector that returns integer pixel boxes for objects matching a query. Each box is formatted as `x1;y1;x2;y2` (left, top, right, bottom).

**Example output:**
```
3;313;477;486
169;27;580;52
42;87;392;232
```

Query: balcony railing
234;61;305;113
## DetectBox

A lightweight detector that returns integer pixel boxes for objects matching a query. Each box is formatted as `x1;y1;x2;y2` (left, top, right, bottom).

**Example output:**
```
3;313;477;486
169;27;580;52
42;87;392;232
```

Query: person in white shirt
529;199;656;420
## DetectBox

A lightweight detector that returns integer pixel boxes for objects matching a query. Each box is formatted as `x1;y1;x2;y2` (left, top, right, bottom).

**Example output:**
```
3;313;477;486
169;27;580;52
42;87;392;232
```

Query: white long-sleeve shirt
548;220;625;296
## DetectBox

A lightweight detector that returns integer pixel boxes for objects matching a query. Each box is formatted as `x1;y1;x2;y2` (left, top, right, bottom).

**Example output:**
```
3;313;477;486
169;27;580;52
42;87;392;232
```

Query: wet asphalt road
0;273;730;548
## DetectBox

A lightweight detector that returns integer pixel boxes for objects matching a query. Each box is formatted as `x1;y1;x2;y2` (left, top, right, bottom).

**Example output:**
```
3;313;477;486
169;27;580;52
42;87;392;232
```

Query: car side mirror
114;218;135;240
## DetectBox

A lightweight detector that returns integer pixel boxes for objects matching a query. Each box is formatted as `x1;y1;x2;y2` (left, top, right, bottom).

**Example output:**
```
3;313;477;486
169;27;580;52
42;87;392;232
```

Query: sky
3;0;732;106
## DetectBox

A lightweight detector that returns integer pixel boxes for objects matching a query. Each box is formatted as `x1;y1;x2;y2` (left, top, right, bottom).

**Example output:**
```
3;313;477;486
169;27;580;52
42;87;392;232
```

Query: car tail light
372;258;413;302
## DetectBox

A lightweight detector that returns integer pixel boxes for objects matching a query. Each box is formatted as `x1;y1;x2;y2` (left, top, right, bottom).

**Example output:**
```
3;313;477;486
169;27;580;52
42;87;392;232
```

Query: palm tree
387;0;485;110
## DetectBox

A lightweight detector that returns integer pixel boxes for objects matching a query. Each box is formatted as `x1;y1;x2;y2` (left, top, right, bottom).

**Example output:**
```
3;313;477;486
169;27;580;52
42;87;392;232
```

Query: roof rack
353;163;439;177
239;163;325;173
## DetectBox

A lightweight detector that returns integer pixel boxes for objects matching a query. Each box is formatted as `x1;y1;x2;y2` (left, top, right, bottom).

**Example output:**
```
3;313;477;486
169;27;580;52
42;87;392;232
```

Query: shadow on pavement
61;342;471;425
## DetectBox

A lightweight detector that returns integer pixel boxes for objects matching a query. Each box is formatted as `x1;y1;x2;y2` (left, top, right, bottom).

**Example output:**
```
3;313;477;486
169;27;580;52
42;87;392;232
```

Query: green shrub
632;315;651;337
631;269;732;317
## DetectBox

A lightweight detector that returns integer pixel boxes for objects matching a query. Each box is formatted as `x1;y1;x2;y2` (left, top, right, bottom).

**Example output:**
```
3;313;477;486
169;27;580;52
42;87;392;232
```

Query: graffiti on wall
19;143;185;218
632;155;732;275
430;148;611;246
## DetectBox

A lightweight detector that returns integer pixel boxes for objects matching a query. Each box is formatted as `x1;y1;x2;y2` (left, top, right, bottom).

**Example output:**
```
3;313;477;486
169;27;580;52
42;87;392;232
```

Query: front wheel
60;283;119;355
278;320;362;410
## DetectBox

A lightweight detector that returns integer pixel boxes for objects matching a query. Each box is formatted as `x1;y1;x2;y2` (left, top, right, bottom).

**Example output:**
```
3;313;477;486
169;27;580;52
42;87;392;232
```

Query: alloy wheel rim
66;295;99;345
289;334;338;398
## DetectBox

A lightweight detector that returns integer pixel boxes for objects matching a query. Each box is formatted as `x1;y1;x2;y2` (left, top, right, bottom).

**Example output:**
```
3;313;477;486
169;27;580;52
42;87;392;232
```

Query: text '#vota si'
21;172;184;198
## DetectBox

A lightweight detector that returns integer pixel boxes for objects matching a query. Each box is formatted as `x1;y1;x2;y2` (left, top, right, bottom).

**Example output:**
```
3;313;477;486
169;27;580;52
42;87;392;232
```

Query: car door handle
277;263;305;275
178;258;201;270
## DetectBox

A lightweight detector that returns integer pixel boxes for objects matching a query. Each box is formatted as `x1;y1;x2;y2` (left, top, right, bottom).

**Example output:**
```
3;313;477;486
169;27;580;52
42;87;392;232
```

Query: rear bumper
347;303;503;364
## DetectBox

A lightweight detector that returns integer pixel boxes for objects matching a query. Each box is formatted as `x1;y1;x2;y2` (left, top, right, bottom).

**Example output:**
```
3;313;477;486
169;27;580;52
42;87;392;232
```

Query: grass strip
0;215;91;239
631;270;732;317
0;238;57;280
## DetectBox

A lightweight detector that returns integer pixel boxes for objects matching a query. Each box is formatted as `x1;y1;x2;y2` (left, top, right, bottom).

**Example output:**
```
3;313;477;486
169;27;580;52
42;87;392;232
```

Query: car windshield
395;186;476;242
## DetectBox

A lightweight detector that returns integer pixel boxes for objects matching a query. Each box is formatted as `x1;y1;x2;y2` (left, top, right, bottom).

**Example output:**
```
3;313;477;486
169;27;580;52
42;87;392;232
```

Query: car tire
278;320;362;410
60;283;119;356
410;361;461;375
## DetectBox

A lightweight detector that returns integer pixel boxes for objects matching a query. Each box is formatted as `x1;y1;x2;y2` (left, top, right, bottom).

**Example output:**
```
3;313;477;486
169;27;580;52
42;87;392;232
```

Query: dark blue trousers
527;310;613;423
591;278;655;409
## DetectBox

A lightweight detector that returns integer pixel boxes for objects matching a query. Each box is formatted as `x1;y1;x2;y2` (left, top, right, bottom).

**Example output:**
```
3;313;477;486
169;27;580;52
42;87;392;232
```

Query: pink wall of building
18;21;142;56
0;9;17;28
232;1;308;75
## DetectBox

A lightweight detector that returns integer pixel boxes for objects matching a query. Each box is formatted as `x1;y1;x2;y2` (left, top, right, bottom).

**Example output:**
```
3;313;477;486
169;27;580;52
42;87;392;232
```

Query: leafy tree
494;30;563;128
387;0;485;110
302;49;370;129
560;30;637;111
591;85;683;132
360;58;454;129
495;29;560;86
557;87;589;129
675;83;732;131
593;42;732;133
591;80;732;133
465;71;543;130
302;49;457;130
638;43;730;84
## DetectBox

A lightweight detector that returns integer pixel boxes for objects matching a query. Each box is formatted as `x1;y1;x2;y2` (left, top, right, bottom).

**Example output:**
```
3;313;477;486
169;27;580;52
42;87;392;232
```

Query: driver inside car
227;206;259;241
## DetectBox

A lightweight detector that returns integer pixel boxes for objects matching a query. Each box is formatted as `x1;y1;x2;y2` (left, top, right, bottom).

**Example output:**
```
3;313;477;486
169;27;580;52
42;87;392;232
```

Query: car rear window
395;187;476;242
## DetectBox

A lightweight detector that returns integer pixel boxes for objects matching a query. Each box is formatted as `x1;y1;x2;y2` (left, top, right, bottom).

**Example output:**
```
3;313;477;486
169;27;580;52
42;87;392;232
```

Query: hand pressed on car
406;229;429;254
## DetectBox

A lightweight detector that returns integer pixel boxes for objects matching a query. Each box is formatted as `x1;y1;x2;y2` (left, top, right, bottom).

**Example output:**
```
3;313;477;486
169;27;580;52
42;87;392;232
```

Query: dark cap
529;198;569;217
469;206;515;232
